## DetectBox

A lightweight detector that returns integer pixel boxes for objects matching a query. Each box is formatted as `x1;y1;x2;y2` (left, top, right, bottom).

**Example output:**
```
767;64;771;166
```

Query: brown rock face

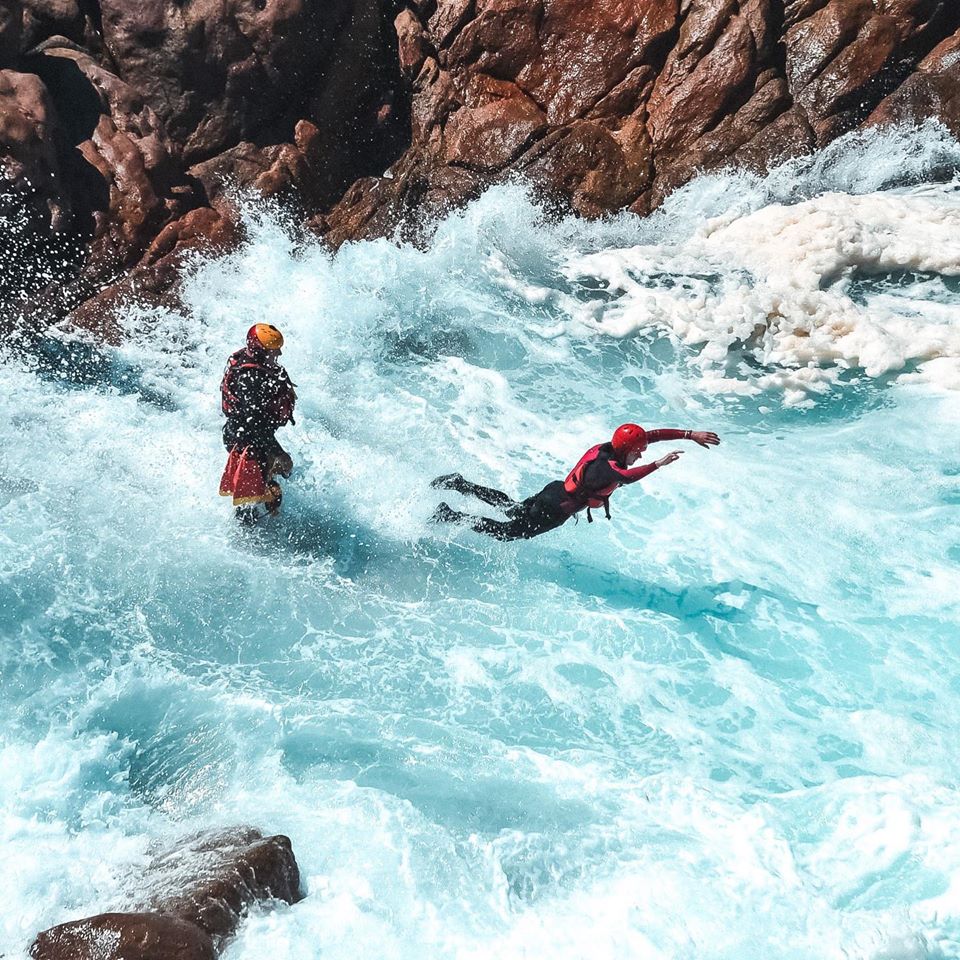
29;828;304;960
97;0;335;164
4;0;408;329
28;42;182;267
68;206;239;342
868;27;960;136
96;0;406;188
323;0;960;238
144;827;304;943
3;39;195;331
3;0;960;330
0;67;67;231
0;68;74;306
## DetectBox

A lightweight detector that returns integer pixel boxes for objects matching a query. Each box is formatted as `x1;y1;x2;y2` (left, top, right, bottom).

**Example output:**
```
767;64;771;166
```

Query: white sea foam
553;185;960;404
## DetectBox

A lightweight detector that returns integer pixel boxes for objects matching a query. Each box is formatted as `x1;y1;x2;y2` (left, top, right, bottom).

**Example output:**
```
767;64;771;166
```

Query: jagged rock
3;0;960;323
3;39;198;328
323;0;682;237
30;828;303;960
187;119;331;217
68;206;239;342
95;0;403;176
443;80;547;170
0;68;74;308
867;27;960;136
27;41;182;266
0;67;67;231
145;828;303;941
323;0;960;241
95;0;333;164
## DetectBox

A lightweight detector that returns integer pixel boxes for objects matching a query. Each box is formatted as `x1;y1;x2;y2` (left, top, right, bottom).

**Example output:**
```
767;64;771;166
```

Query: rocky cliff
2;0;959;335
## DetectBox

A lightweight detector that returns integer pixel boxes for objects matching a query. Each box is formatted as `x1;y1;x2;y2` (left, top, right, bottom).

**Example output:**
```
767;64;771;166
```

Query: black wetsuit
436;476;573;541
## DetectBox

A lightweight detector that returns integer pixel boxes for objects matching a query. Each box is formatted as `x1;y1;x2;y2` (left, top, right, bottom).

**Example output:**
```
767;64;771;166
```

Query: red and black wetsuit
221;347;295;467
434;429;691;541
219;347;296;510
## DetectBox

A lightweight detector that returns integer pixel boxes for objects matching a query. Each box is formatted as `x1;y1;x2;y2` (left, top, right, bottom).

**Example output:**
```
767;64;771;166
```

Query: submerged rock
30;827;304;960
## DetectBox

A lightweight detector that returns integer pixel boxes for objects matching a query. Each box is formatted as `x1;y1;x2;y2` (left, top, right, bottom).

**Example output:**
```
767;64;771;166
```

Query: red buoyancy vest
221;349;296;427
564;444;619;519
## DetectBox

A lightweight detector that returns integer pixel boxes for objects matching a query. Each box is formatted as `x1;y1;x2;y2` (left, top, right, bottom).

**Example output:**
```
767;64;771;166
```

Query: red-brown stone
0;67;68;231
444;87;546;170
867;27;960;136
68;206;239;342
4;0;960;321
31;913;214;960
29;828;303;960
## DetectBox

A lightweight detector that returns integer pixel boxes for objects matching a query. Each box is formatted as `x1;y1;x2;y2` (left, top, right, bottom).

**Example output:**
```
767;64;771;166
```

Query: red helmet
611;423;647;459
247;323;284;352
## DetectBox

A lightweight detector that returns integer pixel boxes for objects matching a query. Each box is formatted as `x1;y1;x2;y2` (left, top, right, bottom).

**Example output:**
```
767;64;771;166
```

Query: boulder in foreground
30;827;303;960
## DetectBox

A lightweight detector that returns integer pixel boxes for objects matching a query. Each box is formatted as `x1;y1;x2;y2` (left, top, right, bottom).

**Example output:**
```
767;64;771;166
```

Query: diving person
218;323;297;522
431;423;720;541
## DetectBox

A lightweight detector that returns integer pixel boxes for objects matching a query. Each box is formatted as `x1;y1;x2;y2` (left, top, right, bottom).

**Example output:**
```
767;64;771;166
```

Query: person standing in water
219;323;297;522
431;423;720;541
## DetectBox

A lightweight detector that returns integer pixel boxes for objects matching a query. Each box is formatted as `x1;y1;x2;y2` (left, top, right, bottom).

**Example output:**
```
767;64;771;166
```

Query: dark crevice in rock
769;0;789;91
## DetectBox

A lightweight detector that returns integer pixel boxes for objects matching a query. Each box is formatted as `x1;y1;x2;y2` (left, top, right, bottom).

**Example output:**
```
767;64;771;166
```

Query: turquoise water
2;125;960;959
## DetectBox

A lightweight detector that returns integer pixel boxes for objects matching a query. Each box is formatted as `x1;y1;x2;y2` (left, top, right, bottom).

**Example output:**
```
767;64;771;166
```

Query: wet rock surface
31;913;216;960
0;0;958;327
324;0;960;236
30;827;303;960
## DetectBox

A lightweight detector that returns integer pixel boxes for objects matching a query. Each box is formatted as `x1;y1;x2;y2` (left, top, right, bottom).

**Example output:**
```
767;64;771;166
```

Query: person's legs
432;481;570;541
431;473;518;510
221;440;288;521
235;505;260;525
431;502;530;541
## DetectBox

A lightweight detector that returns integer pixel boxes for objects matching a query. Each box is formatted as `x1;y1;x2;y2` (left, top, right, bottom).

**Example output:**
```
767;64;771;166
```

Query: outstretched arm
646;429;720;449
606;450;685;483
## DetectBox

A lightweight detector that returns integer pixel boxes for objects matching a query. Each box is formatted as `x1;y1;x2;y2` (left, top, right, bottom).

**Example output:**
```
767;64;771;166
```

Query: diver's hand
690;431;720;448
273;452;294;478
656;450;683;468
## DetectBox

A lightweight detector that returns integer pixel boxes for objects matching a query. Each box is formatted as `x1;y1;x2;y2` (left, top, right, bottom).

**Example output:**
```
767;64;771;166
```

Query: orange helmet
611;423;647;459
247;323;284;352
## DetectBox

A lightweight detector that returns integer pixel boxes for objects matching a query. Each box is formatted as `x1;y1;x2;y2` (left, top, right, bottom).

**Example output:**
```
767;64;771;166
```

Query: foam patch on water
556;186;960;404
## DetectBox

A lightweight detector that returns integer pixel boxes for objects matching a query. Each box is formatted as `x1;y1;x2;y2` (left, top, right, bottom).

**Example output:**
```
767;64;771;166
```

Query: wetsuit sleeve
582;458;660;489
605;461;659;484
645;429;690;443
